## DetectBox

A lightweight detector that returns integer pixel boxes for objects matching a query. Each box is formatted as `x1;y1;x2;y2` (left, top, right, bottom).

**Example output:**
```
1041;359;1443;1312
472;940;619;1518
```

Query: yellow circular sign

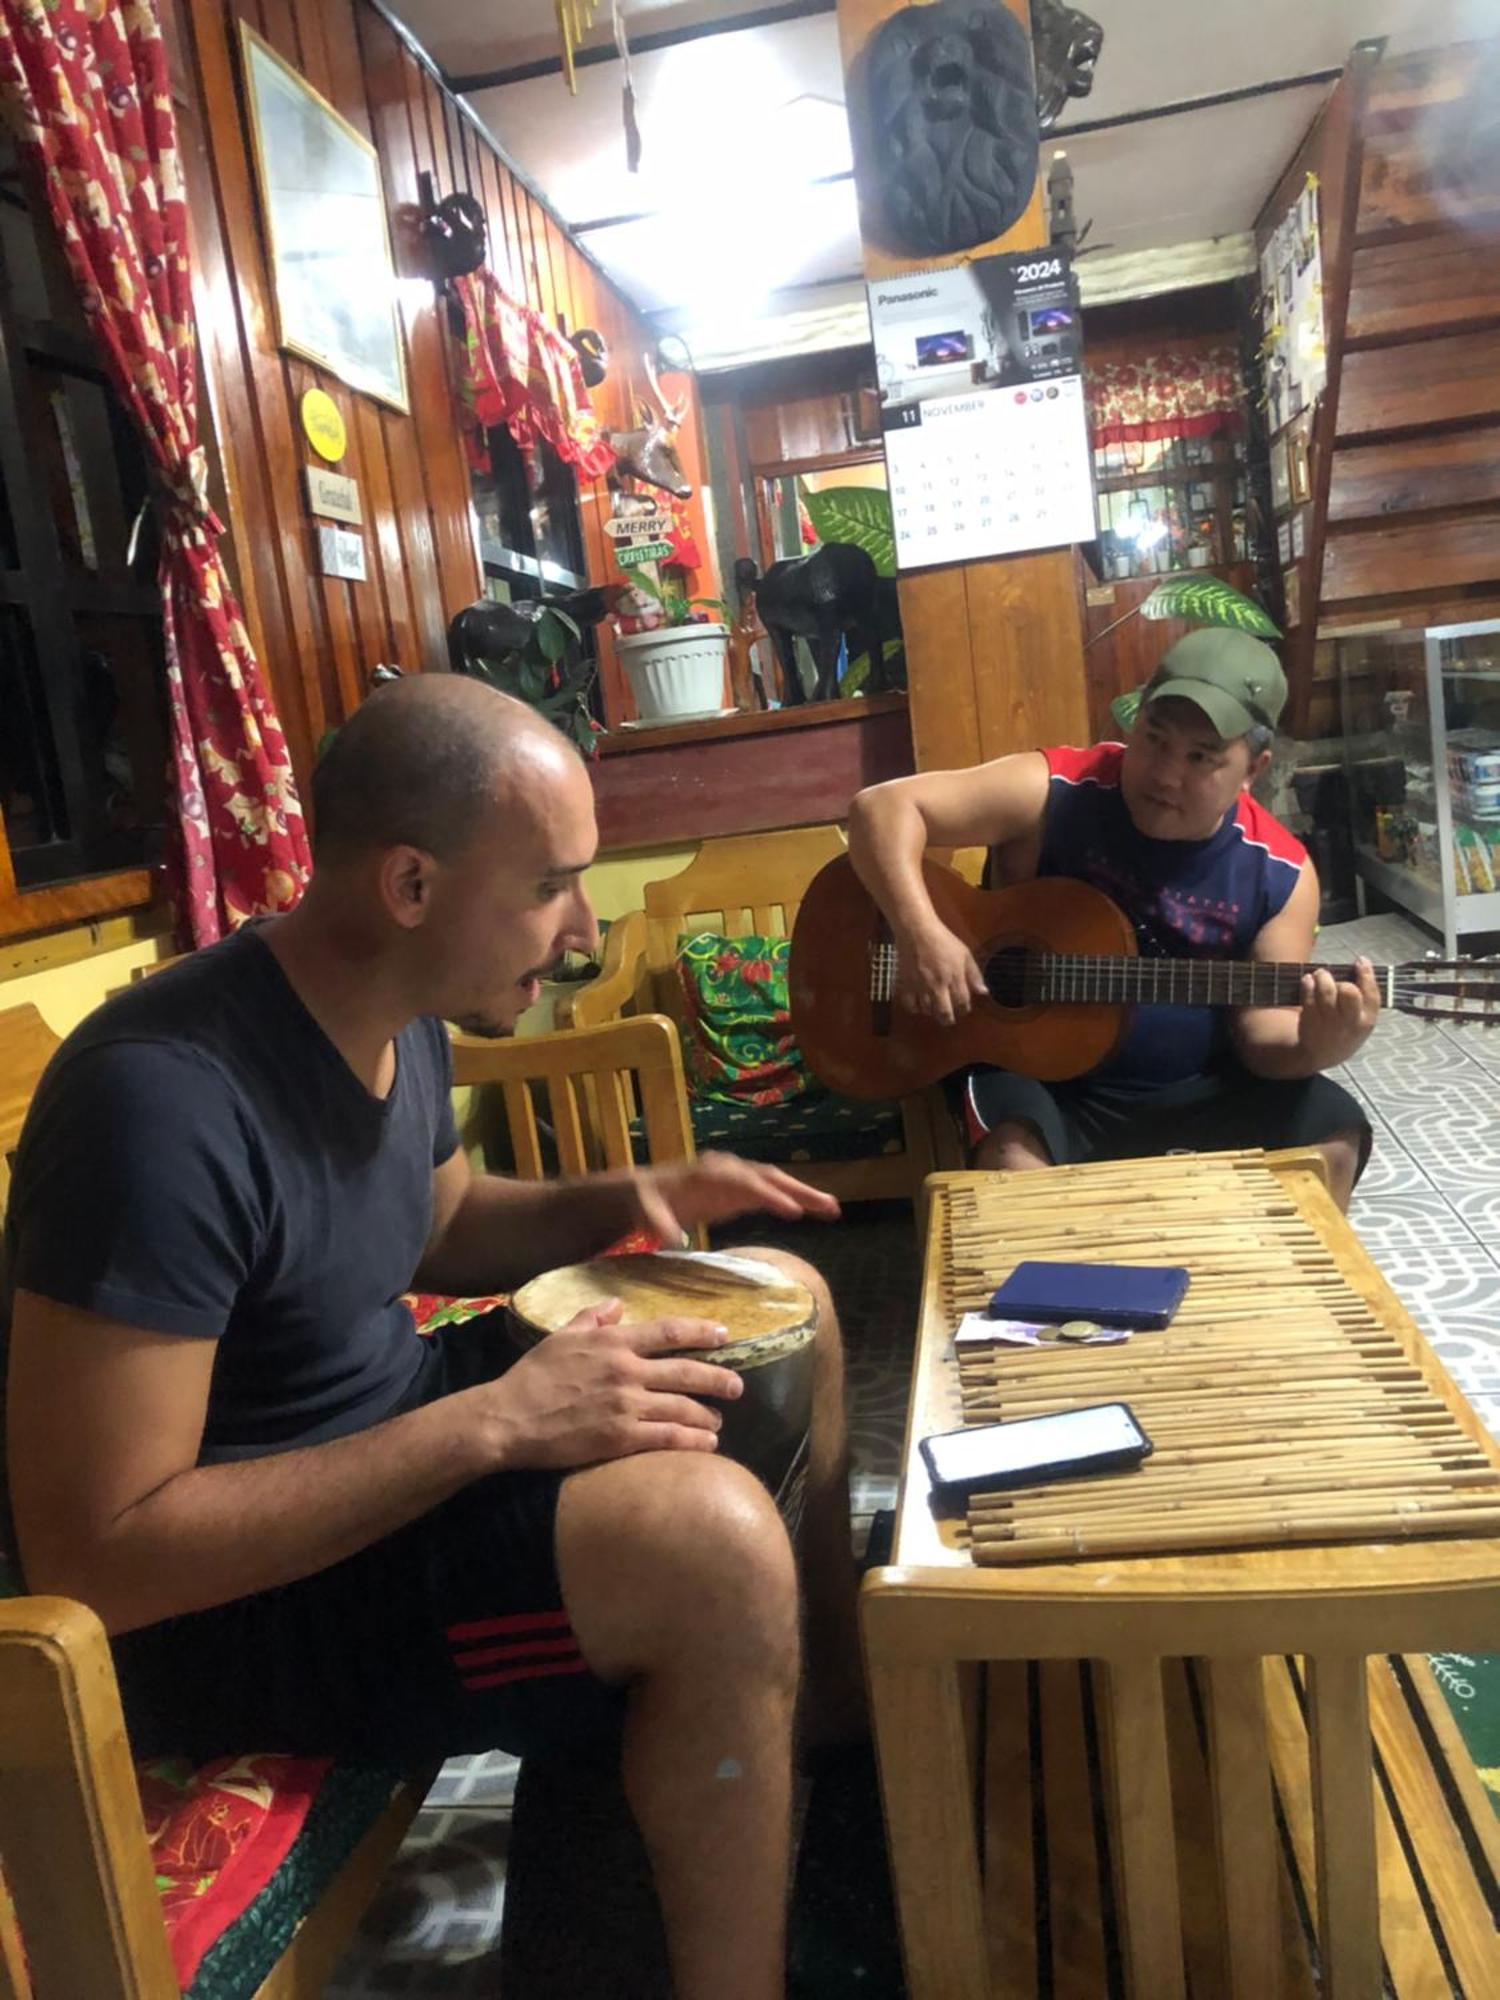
301;387;347;463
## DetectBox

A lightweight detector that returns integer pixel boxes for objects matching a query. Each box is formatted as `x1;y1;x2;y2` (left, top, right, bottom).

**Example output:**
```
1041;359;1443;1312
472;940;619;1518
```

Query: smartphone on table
920;1402;1152;1503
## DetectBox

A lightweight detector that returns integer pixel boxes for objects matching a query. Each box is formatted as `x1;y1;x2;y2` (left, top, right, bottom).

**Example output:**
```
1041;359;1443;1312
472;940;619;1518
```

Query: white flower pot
618;624;729;721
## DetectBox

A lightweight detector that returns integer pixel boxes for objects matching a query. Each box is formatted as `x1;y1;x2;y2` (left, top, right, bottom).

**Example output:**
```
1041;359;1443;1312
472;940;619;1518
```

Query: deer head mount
606;352;693;500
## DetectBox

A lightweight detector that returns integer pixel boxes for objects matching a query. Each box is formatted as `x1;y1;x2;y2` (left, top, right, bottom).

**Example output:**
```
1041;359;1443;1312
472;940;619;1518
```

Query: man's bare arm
413;1146;839;1298
846;755;1050;1023
1232;863;1380;1078
6;1288;740;1634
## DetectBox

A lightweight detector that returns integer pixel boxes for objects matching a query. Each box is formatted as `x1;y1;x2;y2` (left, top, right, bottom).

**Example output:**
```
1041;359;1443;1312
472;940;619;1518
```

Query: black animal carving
446;586;622;678
420;191;487;281
569;326;609;388
855;0;1039;257
736;545;894;706
1032;0;1104;130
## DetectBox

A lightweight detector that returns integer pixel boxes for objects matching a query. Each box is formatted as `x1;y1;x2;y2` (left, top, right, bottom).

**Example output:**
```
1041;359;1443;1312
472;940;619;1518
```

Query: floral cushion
140;1753;404;1998
676;932;814;1107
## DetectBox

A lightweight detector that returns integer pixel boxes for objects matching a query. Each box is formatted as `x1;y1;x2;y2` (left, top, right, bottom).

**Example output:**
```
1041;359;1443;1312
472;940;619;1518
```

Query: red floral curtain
451;265;615;478
0;0;311;946
1085;343;1245;450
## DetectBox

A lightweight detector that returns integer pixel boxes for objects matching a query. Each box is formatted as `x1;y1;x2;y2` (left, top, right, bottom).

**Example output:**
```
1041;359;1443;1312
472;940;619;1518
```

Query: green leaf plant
459;603;601;757
798;482;897;577
627;568;727;627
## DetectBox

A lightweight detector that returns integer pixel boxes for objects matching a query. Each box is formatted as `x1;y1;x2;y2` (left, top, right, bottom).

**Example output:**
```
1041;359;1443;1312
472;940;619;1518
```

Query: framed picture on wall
239;24;409;413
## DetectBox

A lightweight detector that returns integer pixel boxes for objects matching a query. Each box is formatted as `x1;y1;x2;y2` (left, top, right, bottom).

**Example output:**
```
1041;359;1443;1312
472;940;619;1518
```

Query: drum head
511;1251;814;1362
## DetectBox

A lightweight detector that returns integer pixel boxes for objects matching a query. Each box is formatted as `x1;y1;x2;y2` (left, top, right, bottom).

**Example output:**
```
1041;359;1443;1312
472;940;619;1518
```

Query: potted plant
455;602;601;755
614;573;731;721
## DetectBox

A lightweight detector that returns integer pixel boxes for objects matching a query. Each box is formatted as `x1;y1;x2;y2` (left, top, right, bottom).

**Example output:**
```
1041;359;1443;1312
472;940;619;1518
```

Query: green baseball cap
1143;628;1287;738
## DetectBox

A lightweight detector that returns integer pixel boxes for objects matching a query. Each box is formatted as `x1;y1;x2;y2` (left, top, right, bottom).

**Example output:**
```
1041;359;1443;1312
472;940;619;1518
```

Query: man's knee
1313;1127;1366;1208
732;1245;841;1368
557;1453;799;1681
972;1120;1052;1172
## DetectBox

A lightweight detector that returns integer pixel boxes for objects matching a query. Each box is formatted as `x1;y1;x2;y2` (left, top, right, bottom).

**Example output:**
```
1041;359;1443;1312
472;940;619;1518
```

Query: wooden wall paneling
290;360;366;719
834;0;1086;772
1326;426;1500;524
592;280;636;723
354;5;461;672
249;1;359;735
299;0;403;682
407;64;483;619
591;702;915;848
175;11;285;751
1254;49;1376;735
1364;43;1472;119
1358;118;1500;240
186;0;332;773
1322;510;1500;602
1336;329;1500;440
268;0;364;723
1345;232;1500;346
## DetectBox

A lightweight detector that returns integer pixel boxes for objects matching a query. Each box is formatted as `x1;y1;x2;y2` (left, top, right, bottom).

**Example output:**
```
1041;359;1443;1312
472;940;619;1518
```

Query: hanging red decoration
451;267;615;479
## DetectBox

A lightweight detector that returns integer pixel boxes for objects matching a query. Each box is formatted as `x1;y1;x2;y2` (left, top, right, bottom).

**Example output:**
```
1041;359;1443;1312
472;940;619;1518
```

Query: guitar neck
1036;956;1383;1009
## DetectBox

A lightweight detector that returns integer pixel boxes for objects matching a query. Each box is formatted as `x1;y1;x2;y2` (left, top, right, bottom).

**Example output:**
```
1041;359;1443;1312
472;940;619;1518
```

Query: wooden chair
558;824;960;1205
449;1011;708;1248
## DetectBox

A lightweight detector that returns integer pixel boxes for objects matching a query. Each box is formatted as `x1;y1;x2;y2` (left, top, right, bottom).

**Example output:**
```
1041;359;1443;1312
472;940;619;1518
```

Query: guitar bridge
869;932;896;1037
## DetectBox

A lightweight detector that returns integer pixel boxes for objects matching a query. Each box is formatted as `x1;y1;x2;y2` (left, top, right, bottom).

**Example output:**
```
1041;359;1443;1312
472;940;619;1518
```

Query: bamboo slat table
863;1152;1500;1999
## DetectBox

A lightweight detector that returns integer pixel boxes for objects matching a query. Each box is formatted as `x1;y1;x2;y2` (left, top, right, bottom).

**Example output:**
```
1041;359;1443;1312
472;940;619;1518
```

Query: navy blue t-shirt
1;926;460;1494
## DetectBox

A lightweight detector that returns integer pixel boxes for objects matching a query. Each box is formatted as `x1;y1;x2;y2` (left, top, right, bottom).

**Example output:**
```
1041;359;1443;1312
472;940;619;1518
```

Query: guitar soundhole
984;945;1037;1010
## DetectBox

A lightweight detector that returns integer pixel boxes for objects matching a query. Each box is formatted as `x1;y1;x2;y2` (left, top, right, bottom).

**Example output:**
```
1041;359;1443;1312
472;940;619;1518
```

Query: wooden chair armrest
557;910;651;1029
0;1595;178;1997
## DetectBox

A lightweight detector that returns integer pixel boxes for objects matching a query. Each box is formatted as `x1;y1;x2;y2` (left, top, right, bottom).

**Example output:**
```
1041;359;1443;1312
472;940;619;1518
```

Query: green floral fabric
676;932;815;1107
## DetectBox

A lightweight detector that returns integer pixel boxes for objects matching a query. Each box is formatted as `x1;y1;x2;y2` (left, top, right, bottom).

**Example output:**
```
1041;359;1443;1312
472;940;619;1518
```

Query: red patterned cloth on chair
138;1754;330;1989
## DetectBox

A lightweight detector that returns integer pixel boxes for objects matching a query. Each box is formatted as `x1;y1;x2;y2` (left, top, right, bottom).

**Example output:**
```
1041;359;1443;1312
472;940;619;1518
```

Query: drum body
509;1252;817;1522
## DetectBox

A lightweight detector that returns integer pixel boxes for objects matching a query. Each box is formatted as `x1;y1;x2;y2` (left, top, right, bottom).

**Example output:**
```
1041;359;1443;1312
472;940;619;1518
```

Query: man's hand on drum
623;1153;840;1243
475;1296;745;1467
894;918;988;1026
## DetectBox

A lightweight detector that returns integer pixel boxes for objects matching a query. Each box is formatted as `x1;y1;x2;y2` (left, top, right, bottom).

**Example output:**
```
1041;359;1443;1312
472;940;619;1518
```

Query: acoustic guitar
787;854;1500;1098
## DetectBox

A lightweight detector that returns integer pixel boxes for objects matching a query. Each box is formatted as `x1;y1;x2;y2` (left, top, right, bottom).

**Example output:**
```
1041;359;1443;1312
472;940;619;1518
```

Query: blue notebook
988;1261;1190;1331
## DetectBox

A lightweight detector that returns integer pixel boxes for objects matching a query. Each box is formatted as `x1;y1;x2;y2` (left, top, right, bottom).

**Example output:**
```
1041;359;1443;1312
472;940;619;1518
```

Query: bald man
1;677;856;2000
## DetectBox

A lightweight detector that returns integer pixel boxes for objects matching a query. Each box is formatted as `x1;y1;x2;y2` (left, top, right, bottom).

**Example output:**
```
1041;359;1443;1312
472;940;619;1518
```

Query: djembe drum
508;1249;818;1524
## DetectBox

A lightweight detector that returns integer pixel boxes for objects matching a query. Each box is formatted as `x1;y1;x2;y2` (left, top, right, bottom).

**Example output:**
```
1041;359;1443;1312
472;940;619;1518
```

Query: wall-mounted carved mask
1032;0;1104;132
854;0;1039;258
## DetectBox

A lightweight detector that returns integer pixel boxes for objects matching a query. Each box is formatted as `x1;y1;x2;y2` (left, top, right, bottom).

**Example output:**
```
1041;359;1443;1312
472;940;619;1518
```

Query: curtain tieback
130;446;224;561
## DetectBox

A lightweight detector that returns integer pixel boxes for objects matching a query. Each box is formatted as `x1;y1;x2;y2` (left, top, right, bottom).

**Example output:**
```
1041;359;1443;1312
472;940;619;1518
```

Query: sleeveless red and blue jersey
1035;743;1307;1085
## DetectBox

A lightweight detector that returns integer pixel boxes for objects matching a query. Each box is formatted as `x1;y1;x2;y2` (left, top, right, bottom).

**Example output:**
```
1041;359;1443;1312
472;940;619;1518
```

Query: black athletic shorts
111;1310;627;1768
958;1063;1373;1182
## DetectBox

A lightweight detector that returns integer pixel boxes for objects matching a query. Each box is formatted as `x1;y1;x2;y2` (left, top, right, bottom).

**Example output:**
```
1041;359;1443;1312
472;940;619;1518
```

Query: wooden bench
865;1153;1500;1997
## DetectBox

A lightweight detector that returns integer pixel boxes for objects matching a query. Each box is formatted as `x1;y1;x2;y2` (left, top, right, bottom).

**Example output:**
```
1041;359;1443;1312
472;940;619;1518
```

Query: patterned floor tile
325;1808;510;1996
423;1752;519;1812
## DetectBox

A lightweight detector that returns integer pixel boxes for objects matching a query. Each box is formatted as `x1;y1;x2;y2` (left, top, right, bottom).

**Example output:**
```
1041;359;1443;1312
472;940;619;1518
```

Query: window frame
0;152;167;941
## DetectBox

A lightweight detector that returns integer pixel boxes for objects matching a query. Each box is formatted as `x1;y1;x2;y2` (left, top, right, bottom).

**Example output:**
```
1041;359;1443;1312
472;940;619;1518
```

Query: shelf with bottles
1091;430;1248;583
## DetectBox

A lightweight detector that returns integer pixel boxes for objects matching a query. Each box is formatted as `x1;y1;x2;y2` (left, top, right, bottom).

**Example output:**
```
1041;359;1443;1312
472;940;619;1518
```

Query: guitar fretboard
1029;954;1373;1009
866;943;1384;1011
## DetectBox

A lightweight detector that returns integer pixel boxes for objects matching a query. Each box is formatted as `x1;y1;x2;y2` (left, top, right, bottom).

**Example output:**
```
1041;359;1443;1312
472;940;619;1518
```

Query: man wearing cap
846;630;1378;1209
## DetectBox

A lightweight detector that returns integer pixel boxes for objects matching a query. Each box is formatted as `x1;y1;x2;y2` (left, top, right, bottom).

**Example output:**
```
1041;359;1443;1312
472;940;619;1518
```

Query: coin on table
1056;1319;1106;1342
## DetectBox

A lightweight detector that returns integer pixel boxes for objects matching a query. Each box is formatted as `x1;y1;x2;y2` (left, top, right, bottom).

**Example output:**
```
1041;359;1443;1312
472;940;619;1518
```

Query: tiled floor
329;909;1500;1996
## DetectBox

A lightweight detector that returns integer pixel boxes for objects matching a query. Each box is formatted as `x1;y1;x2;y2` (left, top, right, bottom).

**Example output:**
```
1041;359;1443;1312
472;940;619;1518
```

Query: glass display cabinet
1337;619;1500;957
